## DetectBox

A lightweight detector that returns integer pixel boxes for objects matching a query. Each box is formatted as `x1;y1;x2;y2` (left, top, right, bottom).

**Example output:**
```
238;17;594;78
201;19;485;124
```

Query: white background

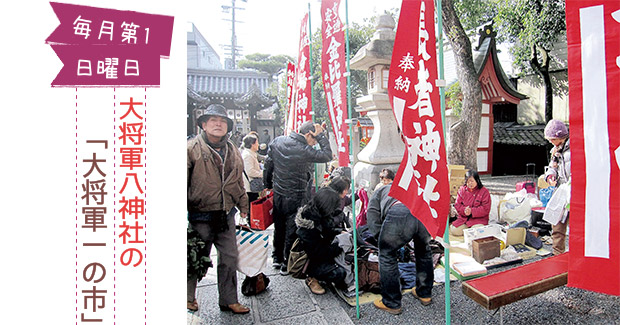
0;0;404;323
190;0;403;60
1;0;185;323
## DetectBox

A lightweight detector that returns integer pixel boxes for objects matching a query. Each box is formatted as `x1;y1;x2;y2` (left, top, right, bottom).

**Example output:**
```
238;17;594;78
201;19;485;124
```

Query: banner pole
284;67;290;136
307;2;320;192
435;0;451;324
344;0;360;319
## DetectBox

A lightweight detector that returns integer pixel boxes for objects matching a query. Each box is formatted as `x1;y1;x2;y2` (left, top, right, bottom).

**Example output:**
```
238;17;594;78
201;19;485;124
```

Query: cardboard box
511;243;537;260
463;224;506;249
449;165;467;177
448;165;468;196
472;236;501;263
506;227;526;246
450;181;462;196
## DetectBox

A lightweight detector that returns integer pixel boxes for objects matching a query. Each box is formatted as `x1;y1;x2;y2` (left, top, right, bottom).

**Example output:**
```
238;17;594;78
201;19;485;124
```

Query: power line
221;0;246;69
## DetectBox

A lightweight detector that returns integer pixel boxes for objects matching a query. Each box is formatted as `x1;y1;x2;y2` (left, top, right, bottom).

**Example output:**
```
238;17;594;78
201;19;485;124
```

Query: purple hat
544;119;568;139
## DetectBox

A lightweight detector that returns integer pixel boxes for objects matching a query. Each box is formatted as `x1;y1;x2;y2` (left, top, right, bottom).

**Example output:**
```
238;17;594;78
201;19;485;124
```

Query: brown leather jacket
187;131;249;217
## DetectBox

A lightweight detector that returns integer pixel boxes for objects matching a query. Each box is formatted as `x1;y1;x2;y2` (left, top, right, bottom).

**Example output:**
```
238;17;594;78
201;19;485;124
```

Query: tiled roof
473;27;526;102
493;122;548;146
356;116;374;127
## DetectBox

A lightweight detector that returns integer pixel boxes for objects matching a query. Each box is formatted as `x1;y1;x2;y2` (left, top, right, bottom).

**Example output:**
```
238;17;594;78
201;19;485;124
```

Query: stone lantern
350;13;404;192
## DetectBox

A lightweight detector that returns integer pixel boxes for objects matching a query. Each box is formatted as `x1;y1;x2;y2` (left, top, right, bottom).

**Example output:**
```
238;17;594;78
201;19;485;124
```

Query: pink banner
387;0;450;237
321;0;349;166
285;62;296;135
291;13;312;132
46;2;173;87
286;62;296;111
566;0;620;296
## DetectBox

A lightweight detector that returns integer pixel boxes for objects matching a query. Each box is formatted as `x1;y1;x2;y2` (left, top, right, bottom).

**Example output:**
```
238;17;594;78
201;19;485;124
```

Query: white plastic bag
489;194;500;223
543;183;571;226
236;228;268;277
499;196;531;224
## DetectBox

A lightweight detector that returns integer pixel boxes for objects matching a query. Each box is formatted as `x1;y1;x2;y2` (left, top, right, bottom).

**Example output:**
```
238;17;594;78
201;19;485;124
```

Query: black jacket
366;184;399;239
295;205;342;275
264;132;332;197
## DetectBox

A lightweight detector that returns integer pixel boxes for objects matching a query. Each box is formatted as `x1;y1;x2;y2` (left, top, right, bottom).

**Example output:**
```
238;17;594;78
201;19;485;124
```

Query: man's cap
197;104;234;133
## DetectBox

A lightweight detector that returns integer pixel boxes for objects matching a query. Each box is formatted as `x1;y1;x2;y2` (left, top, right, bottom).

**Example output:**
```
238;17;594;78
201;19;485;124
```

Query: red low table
462;253;568;310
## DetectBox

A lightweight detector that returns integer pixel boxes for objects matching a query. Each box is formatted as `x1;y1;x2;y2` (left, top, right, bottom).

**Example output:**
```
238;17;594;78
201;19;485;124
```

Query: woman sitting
295;187;347;295
450;170;491;236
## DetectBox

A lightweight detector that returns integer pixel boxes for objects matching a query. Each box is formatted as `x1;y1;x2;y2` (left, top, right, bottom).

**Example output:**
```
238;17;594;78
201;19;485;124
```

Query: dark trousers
246;192;259;218
309;263;347;288
273;192;304;263
378;204;434;309
187;210;238;306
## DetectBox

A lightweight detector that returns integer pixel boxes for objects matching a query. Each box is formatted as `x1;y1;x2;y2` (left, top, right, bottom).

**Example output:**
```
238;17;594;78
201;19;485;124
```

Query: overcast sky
187;0;403;64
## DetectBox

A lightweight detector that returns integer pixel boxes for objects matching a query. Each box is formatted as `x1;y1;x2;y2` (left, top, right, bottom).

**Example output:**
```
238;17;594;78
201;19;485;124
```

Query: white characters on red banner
394;1;440;219
321;0;349;165
292;14;312;132
387;0;449;236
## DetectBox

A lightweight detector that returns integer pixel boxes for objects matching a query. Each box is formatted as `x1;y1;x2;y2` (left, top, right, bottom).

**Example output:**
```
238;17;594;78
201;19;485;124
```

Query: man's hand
464;206;472;216
311;123;324;136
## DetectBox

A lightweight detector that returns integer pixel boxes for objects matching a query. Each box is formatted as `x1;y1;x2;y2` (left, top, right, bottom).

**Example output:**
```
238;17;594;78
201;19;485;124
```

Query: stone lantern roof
350;14;396;70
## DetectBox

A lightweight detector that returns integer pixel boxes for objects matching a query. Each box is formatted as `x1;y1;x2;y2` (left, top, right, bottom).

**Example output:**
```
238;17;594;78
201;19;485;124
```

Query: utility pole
221;0;245;69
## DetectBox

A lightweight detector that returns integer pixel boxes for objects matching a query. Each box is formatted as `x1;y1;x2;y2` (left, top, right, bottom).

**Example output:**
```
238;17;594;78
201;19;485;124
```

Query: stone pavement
187;244;620;325
187;226;355;325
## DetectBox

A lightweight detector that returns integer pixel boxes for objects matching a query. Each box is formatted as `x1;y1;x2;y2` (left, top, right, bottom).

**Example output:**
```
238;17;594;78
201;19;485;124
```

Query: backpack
287;238;309;279
241;273;270;296
358;259;381;293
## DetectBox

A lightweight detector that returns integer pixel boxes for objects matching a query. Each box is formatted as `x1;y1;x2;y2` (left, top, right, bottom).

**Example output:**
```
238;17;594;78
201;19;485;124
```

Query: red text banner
566;0;620;296
387;0;450;237
285;62;296;135
321;0;349;166
292;13;312;132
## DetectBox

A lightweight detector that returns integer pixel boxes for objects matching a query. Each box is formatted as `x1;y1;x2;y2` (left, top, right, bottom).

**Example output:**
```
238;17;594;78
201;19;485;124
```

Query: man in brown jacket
187;104;250;314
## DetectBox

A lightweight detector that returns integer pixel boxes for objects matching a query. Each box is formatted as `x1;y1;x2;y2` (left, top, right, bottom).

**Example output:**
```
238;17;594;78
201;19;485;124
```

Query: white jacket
242;148;263;193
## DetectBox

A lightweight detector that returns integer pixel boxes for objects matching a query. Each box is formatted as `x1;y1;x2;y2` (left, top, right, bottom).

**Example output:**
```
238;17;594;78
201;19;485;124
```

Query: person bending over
367;184;434;315
295;187;347;295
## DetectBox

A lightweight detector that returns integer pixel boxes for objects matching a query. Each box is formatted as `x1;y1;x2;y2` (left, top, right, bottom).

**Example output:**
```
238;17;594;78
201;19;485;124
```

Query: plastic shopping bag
543;183;570;226
236;226;268;277
539;186;556;207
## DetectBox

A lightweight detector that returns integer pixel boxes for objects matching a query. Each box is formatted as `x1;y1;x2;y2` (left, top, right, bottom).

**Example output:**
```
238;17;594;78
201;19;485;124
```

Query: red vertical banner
286;62;296;111
285;62;296;135
321;0;349;166
387;0;450;237
566;0;620;296
292;13;312;132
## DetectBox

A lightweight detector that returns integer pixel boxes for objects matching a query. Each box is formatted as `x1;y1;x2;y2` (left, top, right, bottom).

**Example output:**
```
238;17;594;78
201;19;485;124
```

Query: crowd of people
186;103;570;316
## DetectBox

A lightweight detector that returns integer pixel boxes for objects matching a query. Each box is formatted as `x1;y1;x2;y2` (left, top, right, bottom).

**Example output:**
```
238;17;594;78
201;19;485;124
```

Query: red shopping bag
250;192;273;230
